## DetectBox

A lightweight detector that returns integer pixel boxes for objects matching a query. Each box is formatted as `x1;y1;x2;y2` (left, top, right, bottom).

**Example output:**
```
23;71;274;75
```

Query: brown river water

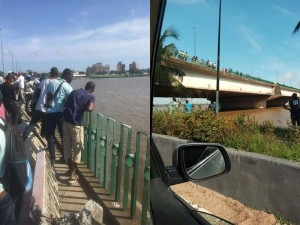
71;77;150;134
72;77;290;130
219;106;291;128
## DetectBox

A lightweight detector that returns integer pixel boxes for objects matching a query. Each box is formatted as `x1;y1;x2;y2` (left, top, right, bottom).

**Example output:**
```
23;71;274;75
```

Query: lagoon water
71;77;290;131
71;77;150;134
154;97;291;128
219;107;291;128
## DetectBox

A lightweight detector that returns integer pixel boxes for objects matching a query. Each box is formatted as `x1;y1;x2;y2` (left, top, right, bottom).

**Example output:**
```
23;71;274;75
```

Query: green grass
152;109;300;162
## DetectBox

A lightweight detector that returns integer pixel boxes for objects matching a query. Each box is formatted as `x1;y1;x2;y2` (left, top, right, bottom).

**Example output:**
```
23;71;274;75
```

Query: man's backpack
0;121;33;196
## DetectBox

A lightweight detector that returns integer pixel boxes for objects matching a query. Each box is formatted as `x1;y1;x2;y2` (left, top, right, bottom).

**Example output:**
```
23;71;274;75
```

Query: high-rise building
129;61;138;74
117;62;125;74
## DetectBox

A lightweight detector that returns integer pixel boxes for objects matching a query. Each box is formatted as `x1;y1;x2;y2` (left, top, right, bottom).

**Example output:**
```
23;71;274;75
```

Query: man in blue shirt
63;81;95;183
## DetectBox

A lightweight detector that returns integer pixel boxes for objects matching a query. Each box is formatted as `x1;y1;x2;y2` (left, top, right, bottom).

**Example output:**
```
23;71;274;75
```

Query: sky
0;0;149;73
161;0;300;89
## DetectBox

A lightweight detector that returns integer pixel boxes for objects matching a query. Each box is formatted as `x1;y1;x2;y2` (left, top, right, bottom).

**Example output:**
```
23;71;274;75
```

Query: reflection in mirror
183;146;226;180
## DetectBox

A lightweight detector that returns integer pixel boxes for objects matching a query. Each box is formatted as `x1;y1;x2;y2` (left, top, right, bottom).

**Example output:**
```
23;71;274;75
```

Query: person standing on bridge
0;74;22;125
63;81;96;184
284;93;300;126
45;68;73;166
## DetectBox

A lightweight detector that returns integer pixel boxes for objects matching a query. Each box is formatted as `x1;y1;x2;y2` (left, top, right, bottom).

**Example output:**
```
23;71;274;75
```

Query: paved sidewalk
54;138;142;225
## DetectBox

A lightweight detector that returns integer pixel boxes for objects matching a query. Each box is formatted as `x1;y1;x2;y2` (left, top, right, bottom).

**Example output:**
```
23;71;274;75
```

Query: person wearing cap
284;93;300;126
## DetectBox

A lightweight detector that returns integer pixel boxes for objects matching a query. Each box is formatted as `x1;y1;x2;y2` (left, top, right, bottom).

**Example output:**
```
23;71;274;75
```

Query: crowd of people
0;67;96;224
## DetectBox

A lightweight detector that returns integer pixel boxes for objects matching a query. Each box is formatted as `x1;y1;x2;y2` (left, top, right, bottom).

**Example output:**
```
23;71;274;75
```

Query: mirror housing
176;143;231;182
164;143;231;186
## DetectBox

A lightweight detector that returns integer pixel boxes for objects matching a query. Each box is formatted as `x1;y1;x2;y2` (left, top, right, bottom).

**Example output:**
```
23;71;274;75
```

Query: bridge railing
82;111;150;225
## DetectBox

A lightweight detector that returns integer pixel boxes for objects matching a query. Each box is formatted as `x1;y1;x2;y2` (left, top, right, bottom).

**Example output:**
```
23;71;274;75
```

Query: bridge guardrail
83;111;150;225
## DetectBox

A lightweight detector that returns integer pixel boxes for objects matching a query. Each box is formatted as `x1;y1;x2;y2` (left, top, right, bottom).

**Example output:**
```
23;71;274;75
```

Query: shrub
152;109;300;162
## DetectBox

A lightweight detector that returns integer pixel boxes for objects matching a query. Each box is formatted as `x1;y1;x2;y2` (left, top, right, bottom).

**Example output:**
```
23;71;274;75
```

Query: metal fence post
127;132;147;218
88;112;97;175
105;118;116;189
115;124;131;202
141;136;150;225
97;114;106;185
95;114;104;178
83;112;89;164
122;126;133;209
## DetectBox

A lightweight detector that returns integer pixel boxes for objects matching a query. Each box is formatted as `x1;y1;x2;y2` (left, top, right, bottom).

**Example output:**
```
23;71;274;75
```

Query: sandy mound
171;182;278;225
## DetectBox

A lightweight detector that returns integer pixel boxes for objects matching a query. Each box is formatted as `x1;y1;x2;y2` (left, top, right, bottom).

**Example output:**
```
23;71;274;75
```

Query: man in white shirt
14;73;25;104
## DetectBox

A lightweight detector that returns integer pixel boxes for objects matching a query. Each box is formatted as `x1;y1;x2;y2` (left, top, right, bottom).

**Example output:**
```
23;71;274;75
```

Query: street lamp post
11;52;14;72
0;28;4;74
191;26;196;57
215;0;222;113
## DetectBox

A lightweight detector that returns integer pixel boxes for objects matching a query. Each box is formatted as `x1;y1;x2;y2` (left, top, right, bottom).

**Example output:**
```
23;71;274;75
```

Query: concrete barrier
31;151;60;220
152;133;300;224
16;122;60;224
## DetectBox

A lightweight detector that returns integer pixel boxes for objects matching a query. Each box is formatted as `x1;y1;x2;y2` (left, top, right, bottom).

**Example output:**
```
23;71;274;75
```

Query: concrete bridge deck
158;57;300;110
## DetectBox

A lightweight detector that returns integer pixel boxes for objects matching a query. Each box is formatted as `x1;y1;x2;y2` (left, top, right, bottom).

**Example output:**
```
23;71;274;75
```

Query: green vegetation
154;27;185;89
276;214;295;225
152;109;300;162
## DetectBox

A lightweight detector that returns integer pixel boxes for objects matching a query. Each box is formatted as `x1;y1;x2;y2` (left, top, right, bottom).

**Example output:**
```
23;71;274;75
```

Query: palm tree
155;26;185;87
293;21;300;34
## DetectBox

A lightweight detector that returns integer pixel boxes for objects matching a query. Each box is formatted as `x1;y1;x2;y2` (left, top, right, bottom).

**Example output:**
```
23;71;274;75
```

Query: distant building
117;62;125;74
129;61;139;74
86;62;110;75
73;71;86;77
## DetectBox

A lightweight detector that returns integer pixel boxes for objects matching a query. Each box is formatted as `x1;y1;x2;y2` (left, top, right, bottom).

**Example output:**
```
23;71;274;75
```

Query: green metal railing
83;111;150;225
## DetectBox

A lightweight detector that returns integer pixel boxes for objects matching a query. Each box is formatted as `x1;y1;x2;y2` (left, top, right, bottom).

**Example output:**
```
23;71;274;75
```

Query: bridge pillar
214;95;269;111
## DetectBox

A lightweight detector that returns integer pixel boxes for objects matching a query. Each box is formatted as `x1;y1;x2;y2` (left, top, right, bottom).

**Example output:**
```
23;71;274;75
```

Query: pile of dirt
171;182;278;225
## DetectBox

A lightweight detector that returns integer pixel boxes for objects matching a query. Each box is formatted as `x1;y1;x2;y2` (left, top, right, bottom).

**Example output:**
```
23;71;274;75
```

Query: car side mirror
177;143;231;181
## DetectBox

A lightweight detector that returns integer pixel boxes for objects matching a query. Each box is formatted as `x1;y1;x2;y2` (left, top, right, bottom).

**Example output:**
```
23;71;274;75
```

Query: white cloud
271;4;298;20
4;17;149;70
239;25;262;52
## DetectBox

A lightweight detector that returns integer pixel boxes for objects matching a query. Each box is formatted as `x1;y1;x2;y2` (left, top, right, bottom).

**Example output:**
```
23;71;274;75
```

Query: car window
151;0;299;224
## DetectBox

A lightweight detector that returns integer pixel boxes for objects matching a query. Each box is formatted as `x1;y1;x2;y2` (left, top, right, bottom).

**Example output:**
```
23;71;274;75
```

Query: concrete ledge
152;133;300;224
16;122;60;224
31;151;60;219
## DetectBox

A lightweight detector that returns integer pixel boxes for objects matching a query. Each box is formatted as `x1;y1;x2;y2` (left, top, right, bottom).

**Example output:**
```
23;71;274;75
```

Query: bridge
156;57;300;110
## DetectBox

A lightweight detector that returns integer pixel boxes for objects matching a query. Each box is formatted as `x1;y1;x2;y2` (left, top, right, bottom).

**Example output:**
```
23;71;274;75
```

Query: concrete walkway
53;143;142;225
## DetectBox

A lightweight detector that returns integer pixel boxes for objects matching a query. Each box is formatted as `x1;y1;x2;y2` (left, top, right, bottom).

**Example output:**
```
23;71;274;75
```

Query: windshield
151;0;297;224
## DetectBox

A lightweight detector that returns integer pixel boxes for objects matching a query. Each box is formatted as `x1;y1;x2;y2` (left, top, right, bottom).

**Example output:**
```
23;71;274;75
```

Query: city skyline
0;0;149;73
